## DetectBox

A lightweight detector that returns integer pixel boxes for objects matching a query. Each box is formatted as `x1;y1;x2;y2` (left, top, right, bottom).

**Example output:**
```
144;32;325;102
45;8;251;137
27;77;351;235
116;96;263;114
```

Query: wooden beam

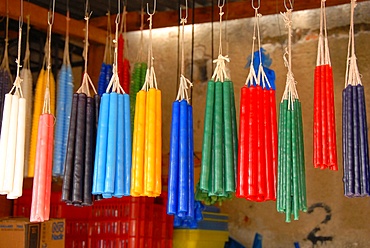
0;1;107;45
91;0;367;32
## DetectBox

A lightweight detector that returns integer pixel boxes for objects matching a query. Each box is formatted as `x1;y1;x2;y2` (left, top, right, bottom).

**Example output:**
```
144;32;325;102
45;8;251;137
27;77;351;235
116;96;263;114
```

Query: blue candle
167;101;180;215
123;93;132;196
92;93;110;194
114;93;125;197
357;85;369;196
187;103;195;219
105;92;118;195
178;100;189;214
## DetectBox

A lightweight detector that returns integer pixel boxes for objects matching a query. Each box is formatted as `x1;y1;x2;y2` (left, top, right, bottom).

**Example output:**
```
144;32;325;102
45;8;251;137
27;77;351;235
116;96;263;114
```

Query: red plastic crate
14;190;173;248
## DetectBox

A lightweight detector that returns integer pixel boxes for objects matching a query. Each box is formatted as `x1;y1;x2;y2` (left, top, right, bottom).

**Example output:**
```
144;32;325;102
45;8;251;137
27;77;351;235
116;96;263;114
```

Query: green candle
214;81;224;195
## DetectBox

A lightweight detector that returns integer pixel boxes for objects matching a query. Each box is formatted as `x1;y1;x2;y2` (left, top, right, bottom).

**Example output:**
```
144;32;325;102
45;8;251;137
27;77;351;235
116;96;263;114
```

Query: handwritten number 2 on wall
307;203;333;247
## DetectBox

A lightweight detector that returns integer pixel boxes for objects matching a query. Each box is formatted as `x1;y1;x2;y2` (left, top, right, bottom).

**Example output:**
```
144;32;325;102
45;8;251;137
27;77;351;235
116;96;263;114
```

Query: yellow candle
130;91;139;196
28;70;45;177
145;89;156;195
134;90;146;195
154;89;162;196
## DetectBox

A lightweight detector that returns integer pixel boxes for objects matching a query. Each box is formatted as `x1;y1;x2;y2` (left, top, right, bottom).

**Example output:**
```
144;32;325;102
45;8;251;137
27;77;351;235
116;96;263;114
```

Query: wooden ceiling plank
91;0;367;32
1;1;107;45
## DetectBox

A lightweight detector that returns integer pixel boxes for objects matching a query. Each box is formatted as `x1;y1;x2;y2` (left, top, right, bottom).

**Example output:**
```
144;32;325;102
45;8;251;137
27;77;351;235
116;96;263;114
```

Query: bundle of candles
167;10;195;222
342;0;369;197
62;13;101;205
53;13;74;177
237;2;277;202
92;11;132;199
118;6;130;94
313;0;337;170
130;6;162;197
0;18;26;199
237;48;277;201
196;2;237;205
28;65;55;177
277;7;307;222
20;17;33;176
174;201;204;228
30;11;55;222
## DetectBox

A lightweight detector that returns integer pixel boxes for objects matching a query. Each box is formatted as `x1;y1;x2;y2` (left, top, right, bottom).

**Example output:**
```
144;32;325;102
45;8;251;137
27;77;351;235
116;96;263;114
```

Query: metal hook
147;0;156;15
180;0;188;20
48;0;55;25
251;0;260;10
284;0;293;10
218;0;225;8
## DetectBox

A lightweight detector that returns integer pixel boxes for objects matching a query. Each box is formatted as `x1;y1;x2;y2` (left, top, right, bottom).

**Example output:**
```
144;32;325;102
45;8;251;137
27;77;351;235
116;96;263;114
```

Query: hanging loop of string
177;0;192;103
284;0;293;11
10;0;24;98
77;0;97;97
251;0;260;10
43;0;56;114
211;0;230;82
137;3;145;62
280;5;298;109
106;0;124;94
345;0;361;88
142;0;158;91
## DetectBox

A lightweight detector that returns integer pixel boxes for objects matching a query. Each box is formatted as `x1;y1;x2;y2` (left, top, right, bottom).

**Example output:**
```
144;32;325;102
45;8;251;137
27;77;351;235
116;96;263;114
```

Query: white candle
0;94;13;194
7;98;26;199
3;94;19;193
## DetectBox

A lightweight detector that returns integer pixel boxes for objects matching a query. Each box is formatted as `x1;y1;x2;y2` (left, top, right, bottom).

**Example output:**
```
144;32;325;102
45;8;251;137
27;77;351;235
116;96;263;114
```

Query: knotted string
77;10;98;97
281;8;298;110
176;4;193;103
345;0;361;87
106;8;124;94
10;0;24;98
142;1;158;91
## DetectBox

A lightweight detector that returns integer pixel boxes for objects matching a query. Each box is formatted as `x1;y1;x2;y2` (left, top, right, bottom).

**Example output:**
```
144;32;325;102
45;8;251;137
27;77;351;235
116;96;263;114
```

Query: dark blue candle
167;101;180;215
346;86;354;197
352;85;361;196
187;103;195;219
178;100;189;214
357;85;370;196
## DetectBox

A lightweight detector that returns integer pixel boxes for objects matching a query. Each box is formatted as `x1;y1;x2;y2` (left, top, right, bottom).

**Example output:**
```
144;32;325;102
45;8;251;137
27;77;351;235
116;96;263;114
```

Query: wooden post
88;44;105;89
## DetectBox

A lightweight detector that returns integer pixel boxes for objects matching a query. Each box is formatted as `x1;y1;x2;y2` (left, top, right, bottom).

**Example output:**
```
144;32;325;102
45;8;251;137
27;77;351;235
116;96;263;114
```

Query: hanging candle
92;10;132;199
28;65;56;177
20;16;33;177
0;22;26;200
276;8;307;222
53;14;74;177
130;7;162;197
342;0;369;197
30;15;55;222
62;12;101;206
130;62;147;128
236;5;278;202
168;14;195;222
97;15;113;96
195;4;237;205
0;15;13;135
118;6;130;94
130;8;147;129
313;0;337;170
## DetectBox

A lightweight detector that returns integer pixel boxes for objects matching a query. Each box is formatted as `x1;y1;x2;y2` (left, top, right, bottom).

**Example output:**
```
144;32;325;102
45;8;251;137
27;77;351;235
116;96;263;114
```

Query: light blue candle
92;93;110;194
123;93;132;196
104;92;118;195
114;93;125;197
